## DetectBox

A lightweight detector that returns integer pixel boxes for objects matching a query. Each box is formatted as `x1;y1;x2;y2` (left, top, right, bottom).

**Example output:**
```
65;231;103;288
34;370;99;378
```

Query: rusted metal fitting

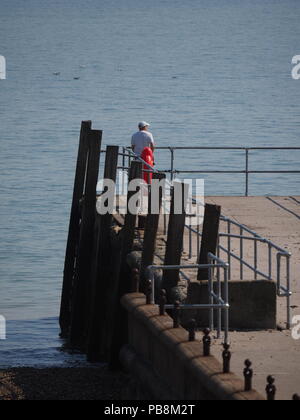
222;343;231;374
203;328;211;356
244;360;253;391
266;376;276;401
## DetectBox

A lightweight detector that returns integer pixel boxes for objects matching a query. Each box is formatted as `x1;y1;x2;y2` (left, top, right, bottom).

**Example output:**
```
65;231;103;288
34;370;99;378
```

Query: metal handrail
147;146;300;196
183;213;292;328
147;253;230;344
100;146;294;329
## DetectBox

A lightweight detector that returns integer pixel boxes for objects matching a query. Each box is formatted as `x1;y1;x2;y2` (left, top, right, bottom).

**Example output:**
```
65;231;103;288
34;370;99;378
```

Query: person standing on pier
131;121;155;157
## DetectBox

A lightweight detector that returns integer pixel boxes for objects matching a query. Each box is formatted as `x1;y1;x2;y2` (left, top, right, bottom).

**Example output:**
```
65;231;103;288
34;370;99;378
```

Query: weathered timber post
86;146;119;362
69;129;102;349
140;173;166;292
110;161;143;370
101;228;123;362
198;204;221;281
60;121;91;338
121;161;143;267
162;182;189;302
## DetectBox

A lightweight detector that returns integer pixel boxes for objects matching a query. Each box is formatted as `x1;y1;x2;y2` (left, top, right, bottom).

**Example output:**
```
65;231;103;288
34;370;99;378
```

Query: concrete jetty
116;194;300;399
194;196;300;400
60;122;299;400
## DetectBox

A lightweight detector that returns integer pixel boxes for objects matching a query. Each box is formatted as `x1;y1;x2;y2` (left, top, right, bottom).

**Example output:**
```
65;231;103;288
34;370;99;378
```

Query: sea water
0;0;299;367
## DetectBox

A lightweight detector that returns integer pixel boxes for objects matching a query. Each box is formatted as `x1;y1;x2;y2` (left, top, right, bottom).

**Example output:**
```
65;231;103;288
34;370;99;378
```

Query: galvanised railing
101;146;294;329
152;146;300;197
148;253;230;345
184;213;292;329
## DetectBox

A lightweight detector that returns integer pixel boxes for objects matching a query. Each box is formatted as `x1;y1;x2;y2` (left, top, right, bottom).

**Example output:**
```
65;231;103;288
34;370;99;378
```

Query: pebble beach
0;367;129;401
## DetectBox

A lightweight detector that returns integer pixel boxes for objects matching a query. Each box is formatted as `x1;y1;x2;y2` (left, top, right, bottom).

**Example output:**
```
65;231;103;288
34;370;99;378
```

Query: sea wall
120;293;264;401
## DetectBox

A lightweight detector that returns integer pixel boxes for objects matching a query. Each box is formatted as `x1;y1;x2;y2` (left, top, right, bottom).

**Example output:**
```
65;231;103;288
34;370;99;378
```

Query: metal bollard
293;394;300;401
173;301;180;328
188;319;196;342
159;289;167;316
203;329;211;356
266;376;276;401
222;343;231;374
244;360;253;391
131;268;140;293
145;279;152;305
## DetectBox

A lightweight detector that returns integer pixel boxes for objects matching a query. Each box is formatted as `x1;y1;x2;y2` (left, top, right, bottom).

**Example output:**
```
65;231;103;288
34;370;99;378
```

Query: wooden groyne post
162;182;189;301
110;161;143;369
86;145;119;362
140;172;166;292
60;127;210;365
198;203;221;281
60;121;91;338
69;128;102;349
59;123;102;349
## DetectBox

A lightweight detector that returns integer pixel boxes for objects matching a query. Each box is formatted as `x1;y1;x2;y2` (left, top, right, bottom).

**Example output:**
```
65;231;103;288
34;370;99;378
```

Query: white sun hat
138;121;150;129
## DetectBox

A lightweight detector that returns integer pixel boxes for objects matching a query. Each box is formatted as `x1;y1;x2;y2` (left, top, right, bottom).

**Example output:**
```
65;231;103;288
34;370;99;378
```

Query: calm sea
0;0;299;367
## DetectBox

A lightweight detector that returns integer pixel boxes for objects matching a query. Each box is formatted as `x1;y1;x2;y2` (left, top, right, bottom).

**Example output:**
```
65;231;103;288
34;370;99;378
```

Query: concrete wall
185;279;277;330
120;293;264;400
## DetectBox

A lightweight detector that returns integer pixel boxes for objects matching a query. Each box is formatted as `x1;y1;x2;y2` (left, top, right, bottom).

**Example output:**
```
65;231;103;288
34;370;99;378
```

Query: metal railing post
170;147;175;182
245;149;249;197
217;265;222;339
286;255;291;329
224;265;229;345
208;257;214;332
197;224;201;256
122;147;126;195
189;220;193;259
228;220;232;280
254;237;258;280
268;244;272;280
240;227;244;280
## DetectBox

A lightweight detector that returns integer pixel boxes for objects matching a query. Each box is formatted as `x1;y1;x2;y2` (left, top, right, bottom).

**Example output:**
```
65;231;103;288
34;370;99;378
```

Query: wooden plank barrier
69;129;102;349
162;182;189;302
110;161;143;369
87;146;119;362
59;121;92;338
197;204;221;281
140;172;166;292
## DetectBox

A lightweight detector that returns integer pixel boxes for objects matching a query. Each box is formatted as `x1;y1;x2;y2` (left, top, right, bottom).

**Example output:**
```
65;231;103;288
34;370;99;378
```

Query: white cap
138;121;150;129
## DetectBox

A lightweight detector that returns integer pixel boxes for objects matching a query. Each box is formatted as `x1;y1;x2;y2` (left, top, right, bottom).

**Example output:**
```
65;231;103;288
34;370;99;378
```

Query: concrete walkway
195;196;300;400
204;196;300;320
117;194;300;399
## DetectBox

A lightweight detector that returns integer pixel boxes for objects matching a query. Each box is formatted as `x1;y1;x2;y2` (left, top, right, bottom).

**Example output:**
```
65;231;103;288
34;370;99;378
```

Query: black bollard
293;394;300;401
266;376;276;401
222;343;231;374
203;329;211;356
244;360;253;392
